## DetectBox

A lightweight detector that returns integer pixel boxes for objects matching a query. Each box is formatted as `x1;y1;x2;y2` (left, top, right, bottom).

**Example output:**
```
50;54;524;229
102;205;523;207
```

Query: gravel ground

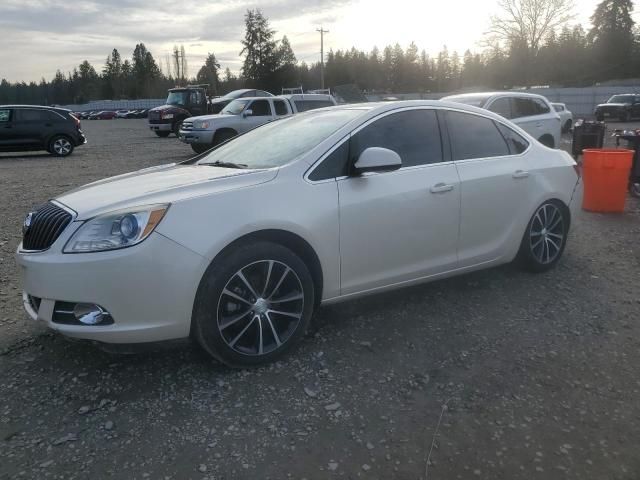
1;118;639;479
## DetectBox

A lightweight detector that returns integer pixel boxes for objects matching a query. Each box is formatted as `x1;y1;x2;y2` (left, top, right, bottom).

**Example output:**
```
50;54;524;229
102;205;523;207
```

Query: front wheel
191;143;211;154
48;136;74;157
192;242;315;367
154;131;170;138
172;119;184;136
516;200;569;273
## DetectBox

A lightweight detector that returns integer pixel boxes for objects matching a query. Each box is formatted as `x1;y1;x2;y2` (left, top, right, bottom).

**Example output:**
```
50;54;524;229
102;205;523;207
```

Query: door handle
430;183;454;193
512;170;530;179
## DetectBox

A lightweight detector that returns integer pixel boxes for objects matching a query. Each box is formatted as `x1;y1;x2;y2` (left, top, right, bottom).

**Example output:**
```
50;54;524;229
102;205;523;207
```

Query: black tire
192;241;315;367
191;143;211;154
48;135;74;157
563;119;572;133
538;135;555;148
172;119;184;136
212;130;237;146
154;131;170;138
516;200;569;273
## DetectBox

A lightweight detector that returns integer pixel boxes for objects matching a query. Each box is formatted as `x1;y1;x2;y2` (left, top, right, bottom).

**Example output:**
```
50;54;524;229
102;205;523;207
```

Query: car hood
56;163;277;220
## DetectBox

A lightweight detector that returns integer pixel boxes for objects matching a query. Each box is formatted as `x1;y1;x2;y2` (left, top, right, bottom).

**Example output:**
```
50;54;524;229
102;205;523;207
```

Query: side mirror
353;147;402;175
243;109;253;118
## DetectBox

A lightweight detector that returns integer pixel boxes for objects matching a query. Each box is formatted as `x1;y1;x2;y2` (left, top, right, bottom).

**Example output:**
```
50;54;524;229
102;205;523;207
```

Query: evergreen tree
240;9;279;88
589;0;636;79
197;53;221;94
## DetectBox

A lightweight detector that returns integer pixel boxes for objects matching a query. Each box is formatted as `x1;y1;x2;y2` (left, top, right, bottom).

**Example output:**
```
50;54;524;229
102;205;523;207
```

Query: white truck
178;94;337;153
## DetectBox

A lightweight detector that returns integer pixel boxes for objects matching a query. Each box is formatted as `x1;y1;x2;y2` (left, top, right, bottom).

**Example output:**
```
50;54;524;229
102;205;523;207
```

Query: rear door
447;110;537;266
12;108;52;148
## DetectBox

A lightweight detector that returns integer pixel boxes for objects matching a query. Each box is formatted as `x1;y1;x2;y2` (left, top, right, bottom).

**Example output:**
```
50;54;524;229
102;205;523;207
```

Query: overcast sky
0;0;608;83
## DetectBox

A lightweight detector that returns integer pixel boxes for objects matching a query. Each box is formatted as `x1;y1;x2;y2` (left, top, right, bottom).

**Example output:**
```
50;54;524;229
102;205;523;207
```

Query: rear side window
309;141;350;181
446;111;510;160
351;109;443;168
294;100;334;112
0;109;10;122
488;97;512;119
532;98;550;114
273;100;289;116
496;123;529;154
512;97;550;118
16;109;50;121
249;100;271;116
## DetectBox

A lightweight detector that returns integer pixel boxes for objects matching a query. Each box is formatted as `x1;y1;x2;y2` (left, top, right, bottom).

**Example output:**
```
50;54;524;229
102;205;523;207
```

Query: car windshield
445;95;491;107
197;108;363;169
608;95;635;104
221;99;250;115
167;91;189;106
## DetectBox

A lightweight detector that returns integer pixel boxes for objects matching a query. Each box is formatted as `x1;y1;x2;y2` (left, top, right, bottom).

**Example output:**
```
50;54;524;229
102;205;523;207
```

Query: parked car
179;94;337;153
0;105;86;156
136;109;149;119
594;94;640;122
89;111;117;120
16;100;582;366
124;110;140;119
148;86;273;138
552;103;573;133
442;92;562;148
115;110;130;119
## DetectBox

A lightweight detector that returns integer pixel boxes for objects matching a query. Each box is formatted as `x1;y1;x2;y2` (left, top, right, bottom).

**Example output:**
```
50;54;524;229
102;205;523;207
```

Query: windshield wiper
202;160;248;169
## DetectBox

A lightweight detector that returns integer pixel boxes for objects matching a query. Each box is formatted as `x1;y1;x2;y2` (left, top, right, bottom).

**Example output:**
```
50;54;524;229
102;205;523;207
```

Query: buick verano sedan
17;101;582;366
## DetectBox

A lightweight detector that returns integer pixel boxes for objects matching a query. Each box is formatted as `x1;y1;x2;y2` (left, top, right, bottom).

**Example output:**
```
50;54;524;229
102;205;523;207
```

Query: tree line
0;0;637;106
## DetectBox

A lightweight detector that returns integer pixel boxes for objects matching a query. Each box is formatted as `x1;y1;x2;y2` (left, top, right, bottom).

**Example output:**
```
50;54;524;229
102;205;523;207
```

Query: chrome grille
22;202;72;251
181;121;193;131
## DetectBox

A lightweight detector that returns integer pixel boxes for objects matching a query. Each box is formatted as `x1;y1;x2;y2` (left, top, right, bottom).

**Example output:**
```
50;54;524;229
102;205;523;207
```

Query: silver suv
179;94;337;153
442;92;562;148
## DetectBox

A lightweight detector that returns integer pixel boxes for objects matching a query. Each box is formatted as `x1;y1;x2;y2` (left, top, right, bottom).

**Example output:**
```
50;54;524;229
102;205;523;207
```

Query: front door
243;99;274;130
338;108;461;295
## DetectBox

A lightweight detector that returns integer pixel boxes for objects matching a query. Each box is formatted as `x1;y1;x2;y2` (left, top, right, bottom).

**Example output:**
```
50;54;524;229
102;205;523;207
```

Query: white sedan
16;101;582;367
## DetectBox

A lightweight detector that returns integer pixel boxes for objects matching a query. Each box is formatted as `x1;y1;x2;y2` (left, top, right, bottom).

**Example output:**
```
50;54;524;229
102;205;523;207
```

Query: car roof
443;91;550;101
1;105;71;113
277;94;334;101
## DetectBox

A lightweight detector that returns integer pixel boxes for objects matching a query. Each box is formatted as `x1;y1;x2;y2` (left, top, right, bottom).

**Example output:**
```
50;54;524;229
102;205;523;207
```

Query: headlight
63;204;169;253
161;113;174;120
193;120;210;129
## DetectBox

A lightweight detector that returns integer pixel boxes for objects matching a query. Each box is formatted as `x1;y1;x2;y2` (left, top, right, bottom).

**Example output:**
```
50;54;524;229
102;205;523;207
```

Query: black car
594;94;640;122
0;105;86;157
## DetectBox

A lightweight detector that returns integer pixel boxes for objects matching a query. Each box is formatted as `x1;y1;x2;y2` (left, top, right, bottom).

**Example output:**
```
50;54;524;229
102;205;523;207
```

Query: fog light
73;303;108;325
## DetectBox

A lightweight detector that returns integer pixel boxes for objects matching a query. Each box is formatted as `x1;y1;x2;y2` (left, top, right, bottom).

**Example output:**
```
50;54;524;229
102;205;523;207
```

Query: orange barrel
582;149;633;212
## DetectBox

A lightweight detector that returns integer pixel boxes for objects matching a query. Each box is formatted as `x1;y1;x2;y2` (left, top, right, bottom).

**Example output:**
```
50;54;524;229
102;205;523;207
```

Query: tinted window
446;111;509;160
532;98;550;114
553;104;564;112
241;90;256;97
512;98;537;118
351;109;443;168
294;100;335;112
488;97;512;118
249;100;271;116
309;141;350;181
190;90;202;105
273;100;289;116
0;109;10;122
497;123;529;154
16;109;49;121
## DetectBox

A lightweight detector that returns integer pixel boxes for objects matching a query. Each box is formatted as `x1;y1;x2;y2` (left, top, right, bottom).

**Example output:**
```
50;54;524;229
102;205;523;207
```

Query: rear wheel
48;135;74;157
517;200;569;273
192;241;315;367
154;131;170;138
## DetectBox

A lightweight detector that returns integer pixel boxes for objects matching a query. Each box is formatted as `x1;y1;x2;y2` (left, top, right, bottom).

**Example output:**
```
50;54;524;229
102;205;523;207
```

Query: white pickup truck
178;94;337;153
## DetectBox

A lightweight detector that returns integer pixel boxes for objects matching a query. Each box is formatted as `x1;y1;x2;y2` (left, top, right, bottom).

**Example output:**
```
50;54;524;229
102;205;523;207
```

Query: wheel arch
213;127;239;140
206;229;324;309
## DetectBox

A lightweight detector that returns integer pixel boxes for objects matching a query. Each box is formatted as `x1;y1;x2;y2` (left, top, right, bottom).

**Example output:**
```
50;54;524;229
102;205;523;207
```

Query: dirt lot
1;118;639;480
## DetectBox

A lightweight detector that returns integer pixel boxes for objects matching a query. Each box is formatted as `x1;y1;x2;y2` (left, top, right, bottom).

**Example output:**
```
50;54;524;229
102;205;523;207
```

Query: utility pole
316;27;329;89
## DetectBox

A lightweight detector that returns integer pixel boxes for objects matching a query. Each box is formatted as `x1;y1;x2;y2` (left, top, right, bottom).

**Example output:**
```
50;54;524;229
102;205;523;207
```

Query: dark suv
0;105;86;157
594;94;640;122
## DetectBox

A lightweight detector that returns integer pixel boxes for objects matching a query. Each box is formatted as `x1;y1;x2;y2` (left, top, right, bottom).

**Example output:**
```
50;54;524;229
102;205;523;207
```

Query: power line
316;27;329;89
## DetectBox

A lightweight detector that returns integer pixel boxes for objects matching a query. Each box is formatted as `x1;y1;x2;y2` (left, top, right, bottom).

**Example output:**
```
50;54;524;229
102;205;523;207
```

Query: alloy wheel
529;203;565;264
53;138;72;155
216;260;304;356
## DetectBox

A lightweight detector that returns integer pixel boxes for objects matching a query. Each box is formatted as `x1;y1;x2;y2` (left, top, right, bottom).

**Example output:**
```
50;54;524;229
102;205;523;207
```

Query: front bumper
178;129;214;145
148;122;172;132
16;228;208;344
